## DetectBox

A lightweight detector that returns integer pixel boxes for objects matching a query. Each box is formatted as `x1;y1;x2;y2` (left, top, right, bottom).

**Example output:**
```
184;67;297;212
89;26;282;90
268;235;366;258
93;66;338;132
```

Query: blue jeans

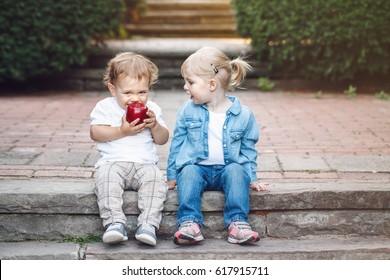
176;163;251;228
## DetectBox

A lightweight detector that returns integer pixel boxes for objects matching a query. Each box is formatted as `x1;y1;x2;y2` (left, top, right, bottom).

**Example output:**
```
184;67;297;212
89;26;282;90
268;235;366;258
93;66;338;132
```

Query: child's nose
130;95;140;103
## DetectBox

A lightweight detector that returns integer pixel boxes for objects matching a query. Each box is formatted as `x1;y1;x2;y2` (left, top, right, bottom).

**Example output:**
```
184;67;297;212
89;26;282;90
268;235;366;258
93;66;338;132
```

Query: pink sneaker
228;221;260;244
174;221;204;245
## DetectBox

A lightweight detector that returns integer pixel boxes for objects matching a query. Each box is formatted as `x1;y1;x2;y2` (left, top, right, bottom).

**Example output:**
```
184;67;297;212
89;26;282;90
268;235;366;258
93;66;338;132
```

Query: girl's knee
179;165;202;178
224;163;246;176
222;163;250;185
177;165;205;195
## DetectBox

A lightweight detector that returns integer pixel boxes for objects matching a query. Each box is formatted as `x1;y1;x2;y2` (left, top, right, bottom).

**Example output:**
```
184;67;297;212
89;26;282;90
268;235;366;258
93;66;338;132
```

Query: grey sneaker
102;222;128;244
135;224;157;246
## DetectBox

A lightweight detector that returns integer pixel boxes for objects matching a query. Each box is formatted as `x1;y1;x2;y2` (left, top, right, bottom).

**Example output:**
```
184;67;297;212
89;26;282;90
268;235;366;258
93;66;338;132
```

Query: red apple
126;103;148;124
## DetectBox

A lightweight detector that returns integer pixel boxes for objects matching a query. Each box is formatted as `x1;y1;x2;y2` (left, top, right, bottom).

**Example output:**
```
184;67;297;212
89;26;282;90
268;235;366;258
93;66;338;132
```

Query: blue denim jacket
167;96;259;183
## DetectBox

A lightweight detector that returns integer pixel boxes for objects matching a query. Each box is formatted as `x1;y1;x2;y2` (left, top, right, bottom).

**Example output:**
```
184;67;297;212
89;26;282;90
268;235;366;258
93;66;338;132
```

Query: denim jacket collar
199;96;241;115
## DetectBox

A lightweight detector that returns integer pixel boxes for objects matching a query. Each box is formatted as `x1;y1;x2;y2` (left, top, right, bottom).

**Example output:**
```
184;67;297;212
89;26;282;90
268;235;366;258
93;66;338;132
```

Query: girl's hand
250;181;269;192
167;180;177;190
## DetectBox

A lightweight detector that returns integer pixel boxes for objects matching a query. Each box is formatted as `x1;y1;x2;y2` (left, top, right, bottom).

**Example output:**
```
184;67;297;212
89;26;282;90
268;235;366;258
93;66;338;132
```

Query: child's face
183;68;212;105
108;75;149;110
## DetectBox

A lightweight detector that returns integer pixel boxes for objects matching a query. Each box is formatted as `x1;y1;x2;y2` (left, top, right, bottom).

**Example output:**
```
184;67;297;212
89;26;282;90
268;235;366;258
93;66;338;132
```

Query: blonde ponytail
181;47;252;92
228;57;252;90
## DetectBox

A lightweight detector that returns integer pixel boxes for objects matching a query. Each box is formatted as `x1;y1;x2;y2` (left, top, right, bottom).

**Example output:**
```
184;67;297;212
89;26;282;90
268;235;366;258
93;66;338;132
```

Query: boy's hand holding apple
126;102;149;124
118;103;148;136
120;103;159;136
143;109;158;129
120;115;146;136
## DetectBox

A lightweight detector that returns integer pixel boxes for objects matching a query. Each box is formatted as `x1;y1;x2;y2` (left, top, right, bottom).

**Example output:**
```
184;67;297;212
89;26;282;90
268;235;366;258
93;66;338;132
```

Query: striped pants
94;161;168;229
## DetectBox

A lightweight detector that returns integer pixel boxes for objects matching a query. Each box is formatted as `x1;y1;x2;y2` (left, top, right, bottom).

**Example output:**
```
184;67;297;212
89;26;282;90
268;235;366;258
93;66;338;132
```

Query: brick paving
0;89;389;183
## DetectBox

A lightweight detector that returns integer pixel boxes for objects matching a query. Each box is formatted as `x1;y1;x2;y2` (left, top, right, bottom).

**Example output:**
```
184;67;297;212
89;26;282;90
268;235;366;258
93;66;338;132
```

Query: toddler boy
90;52;169;246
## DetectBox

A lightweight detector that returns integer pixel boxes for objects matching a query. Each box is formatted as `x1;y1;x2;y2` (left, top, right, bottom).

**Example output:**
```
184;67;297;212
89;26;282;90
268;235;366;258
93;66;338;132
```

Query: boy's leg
132;163;168;229
94;162;133;227
219;163;251;227
176;164;207;227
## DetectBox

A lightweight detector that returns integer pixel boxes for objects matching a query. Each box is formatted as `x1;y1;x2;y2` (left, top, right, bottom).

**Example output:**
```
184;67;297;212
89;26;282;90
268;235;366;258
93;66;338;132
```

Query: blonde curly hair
103;52;158;86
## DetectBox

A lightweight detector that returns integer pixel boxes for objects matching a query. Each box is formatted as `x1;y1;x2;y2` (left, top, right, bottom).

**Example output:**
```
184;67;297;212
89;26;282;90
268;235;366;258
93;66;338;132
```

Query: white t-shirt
199;110;226;165
90;97;167;168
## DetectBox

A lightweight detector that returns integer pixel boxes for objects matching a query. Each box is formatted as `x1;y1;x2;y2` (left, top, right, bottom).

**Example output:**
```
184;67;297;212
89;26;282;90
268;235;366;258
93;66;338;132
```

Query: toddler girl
167;47;268;245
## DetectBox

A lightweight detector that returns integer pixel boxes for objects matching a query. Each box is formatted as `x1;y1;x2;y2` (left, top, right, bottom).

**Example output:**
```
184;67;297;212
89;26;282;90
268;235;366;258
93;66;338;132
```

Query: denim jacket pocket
230;130;244;149
185;121;202;141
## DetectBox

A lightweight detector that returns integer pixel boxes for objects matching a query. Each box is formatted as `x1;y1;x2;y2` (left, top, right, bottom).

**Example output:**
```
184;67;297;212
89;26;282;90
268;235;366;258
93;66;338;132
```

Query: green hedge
0;0;125;81
232;0;390;81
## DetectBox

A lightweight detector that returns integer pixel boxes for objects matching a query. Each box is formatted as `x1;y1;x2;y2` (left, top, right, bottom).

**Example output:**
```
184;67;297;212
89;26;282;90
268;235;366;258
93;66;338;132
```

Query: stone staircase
30;1;267;92
46;38;267;91
1;179;389;259
21;1;267;93
125;0;239;38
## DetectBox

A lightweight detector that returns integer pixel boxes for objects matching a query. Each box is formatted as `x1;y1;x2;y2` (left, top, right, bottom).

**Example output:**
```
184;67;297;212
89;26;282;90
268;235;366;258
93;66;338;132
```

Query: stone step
1;236;390;260
54;67;263;91
86;236;390;260
1;179;389;242
0;241;80;260
138;11;235;24
43;39;266;91
145;0;232;11
124;23;239;38
126;0;238;38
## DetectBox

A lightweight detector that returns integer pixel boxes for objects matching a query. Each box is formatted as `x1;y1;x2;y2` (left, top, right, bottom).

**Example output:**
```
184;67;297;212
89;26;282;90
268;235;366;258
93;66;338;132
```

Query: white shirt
90;97;167;168
199;110;226;165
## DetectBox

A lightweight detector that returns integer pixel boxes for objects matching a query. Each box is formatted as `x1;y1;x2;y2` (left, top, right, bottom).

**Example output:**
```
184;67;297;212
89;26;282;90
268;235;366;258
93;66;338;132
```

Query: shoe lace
141;224;155;233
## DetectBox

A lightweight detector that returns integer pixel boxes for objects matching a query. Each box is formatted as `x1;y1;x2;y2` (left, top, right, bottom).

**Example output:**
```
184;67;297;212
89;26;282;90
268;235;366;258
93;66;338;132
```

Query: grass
375;90;390;100
62;233;102;245
344;85;357;98
315;90;323;99
258;77;275;91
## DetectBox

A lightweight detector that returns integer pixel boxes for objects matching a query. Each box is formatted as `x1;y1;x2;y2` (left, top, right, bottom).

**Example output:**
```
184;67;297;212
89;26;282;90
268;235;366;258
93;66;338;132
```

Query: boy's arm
90;115;146;142
144;109;169;145
150;123;169;145
90;124;122;142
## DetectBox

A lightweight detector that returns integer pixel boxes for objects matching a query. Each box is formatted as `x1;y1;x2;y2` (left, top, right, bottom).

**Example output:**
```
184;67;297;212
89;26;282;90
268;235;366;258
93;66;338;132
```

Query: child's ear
209;79;217;91
107;83;116;96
